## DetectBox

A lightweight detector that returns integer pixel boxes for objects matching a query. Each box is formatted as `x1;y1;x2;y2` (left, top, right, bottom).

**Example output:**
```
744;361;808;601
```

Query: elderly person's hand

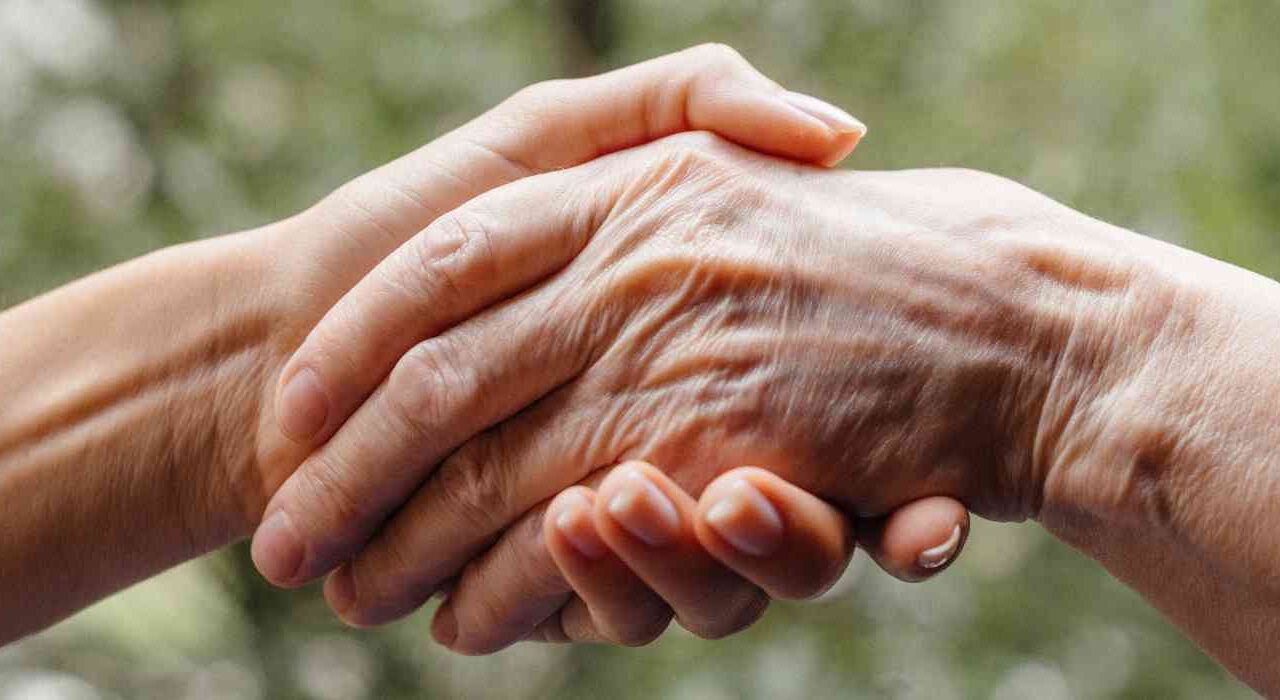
247;42;978;637
245;44;873;526
267;123;1280;695
263;133;1118;628
0;44;880;644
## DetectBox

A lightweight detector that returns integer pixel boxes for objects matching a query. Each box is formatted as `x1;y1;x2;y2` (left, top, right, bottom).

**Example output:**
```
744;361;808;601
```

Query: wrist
187;227;303;543
0;230;295;638
81;228;305;549
1029;236;1280;695
1033;227;1280;576
200;216;358;541
988;214;1177;526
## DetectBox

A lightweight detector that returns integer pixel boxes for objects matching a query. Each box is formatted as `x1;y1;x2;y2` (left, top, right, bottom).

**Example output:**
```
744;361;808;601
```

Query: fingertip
547;488;608;561
818;127;866;168
324;566;358;623
276;366;329;442
689;81;862;168
918;523;964;570
432;602;459;649
702;477;785;557
696;467;853;600
250;509;305;587
598;462;684;548
870;496;970;582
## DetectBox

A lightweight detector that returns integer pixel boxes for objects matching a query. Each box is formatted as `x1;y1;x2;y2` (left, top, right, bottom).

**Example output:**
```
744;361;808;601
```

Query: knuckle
319;174;413;250
345;545;437;625
296;457;370;530
634;135;745;194
435;438;514;530
509;79;568;110
386;337;478;437
688;42;749;73
445;209;500;282
397;210;498;304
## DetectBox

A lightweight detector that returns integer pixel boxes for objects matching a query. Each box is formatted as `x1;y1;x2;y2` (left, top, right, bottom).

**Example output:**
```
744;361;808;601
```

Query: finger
857;496;969;583
419;501;572;655
276;43;865;447
427;485;672;654
323;364;597;624
593;462;770;640
323;236;717;623
324;458;607;633
256;132;758;591
693;467;855;600
542;487;672;647
253;163;609;588
290;134;771;605
525;597;622;645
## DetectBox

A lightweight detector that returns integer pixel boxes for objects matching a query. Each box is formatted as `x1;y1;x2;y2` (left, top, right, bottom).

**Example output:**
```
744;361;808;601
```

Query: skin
0;46;958;645
270;131;1280;691
4;45;1279;696
437;461;967;649
524;465;968;646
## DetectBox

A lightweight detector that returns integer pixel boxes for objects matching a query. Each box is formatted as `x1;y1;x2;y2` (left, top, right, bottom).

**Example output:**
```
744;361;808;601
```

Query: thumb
857;496;970;583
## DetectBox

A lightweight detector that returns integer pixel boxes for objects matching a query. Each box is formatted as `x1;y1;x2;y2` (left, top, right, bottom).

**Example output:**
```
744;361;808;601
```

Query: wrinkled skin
257;115;1280;696
293;133;1141;629
0;44;976;650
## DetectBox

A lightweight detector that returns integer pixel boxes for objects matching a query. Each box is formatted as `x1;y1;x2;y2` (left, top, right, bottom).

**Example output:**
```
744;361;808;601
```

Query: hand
441;462;967;653
521;462;968;647
235;44;869;532
271;132;1132;633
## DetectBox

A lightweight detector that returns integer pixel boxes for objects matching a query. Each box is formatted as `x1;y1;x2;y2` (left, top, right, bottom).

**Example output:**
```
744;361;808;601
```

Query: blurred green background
1;0;1275;698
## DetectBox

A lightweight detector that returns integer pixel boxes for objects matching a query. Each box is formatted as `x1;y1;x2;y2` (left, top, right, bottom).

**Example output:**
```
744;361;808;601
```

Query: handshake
237;44;1091;653
9;42;1280;693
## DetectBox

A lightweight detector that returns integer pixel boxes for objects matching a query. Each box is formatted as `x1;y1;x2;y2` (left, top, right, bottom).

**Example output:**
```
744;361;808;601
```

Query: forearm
0;232;282;643
1036;228;1280;694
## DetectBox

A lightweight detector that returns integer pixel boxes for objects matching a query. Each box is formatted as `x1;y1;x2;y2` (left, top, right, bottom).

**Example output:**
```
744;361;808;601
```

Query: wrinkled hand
263;127;1127;645
238;44;869;528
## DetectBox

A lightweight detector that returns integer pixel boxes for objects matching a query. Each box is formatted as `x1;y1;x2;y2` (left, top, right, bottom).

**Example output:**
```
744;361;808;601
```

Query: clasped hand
242;45;1110;653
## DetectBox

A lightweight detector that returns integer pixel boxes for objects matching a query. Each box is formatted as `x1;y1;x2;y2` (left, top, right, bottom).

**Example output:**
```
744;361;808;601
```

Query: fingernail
433;603;459;648
556;495;608;560
704;479;784;556
780;90;867;136
278;368;329;441
918;524;963;570
327;566;356;618
251;510;304;585
608;467;680;547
